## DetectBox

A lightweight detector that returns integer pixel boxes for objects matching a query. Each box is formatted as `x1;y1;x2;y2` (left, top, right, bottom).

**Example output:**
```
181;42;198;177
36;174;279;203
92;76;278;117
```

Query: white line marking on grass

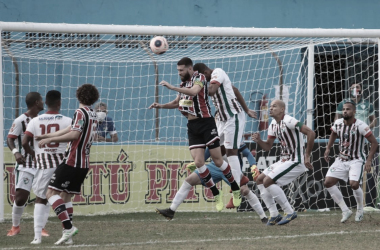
3;229;380;250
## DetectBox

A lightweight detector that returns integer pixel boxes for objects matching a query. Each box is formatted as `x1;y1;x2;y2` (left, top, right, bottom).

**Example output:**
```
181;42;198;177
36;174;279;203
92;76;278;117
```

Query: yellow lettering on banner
179;99;193;107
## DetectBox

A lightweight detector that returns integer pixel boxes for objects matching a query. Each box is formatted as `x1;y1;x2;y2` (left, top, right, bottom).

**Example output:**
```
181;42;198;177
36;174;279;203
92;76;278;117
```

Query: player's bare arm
368;114;376;129
232;85;257;119
35;125;71;140
364;133;378;172
160;80;202;97
21;134;35;160
208;81;220;96
149;95;180;109
251;132;275;151
38;130;80;148
6;137;25;164
300;124;315;170
324;131;337;162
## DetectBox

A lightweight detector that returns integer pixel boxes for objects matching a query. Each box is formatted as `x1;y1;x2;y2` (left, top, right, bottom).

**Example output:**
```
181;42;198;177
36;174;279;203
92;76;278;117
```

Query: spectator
94;102;119;142
335;83;376;128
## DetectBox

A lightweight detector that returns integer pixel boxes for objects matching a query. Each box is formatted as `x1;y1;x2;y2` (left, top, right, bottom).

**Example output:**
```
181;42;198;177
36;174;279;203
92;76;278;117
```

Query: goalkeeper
156;150;267;223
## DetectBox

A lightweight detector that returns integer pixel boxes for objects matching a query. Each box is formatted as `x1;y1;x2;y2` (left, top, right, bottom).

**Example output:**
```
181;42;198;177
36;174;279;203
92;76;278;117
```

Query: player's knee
350;181;360;190
324;179;334;188
240;186;249;196
263;177;274;188
14;196;27;206
256;173;266;185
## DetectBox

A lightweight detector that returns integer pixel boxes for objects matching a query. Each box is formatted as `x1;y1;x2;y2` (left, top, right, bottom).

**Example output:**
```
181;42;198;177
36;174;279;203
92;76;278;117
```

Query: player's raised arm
232;86;257;119
251;132;275;151
300;124;315;170
160;80;202;97
149;94;180;109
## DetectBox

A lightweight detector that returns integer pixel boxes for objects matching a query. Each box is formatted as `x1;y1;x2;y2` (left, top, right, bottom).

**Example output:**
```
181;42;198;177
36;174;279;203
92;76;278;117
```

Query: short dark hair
343;100;356;110
45;90;61;107
177;57;193;67
76;84;99;106
25;92;41;108
193;63;208;74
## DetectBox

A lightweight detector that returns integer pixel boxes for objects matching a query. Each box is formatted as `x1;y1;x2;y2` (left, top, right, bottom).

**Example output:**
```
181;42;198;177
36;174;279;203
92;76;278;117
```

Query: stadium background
1;0;380;216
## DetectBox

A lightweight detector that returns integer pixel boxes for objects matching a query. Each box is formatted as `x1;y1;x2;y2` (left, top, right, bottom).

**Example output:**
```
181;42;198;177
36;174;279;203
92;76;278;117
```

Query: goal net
1;23;379;219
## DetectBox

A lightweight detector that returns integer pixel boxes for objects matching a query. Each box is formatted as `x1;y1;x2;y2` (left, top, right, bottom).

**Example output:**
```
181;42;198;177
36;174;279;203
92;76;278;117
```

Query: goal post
1;22;380;220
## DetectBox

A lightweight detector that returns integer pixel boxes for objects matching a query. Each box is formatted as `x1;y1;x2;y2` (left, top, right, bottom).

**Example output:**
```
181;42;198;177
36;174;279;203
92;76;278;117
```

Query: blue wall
0;0;379;29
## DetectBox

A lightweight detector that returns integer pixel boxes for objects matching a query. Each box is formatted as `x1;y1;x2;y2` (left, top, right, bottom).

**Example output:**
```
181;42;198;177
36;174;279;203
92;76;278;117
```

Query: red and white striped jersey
25;111;72;169
268;115;304;163
331;118;372;161
210;68;243;122
178;71;212;118
64;107;98;168
7;113;35;169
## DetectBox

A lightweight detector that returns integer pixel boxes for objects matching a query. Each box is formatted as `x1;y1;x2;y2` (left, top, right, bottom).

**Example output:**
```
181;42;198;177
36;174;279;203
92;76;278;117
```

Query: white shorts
15;169;35;192
263;160;307;186
32;168;56;199
326;158;364;182
217;112;245;149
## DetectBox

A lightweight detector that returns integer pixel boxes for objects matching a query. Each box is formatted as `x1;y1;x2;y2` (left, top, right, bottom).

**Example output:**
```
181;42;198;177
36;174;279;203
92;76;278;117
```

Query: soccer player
6;92;44;236
23;90;72;244
149;57;241;211
252;100;315;225
36;84;99;245
324;101;378;223
335;83;376;129
93;102;119;142
156;161;268;223
193;63;257;208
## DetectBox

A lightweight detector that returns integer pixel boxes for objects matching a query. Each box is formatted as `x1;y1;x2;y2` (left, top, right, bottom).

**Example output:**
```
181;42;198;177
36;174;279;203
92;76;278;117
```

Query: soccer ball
149;36;168;55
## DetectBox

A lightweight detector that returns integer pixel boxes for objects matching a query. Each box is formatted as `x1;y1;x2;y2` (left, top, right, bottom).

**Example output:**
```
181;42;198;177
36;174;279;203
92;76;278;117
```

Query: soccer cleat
250;165;260;182
341;210;353;223
240;175;250;186
355;210;364;222
261;217;269;224
225;197;235;209
41;228;50;237
30;238;41;244
277;212;298;225
266;214;283;226
65;237;73;245
155;208;175;220
186;162;197;173
232;190;242;207
214;192;224;212
7;226;20;236
54;226;78;245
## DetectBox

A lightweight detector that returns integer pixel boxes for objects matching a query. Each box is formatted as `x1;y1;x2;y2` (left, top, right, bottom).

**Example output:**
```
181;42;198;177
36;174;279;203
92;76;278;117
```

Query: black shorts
187;117;220;150
48;163;89;194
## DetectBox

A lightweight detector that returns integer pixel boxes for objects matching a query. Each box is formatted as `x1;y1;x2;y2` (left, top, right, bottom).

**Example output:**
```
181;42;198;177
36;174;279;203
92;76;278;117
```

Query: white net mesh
1;29;379;216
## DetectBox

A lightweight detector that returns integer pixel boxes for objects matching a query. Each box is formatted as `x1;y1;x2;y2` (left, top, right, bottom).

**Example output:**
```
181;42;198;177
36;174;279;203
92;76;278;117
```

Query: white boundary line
2;229;380;250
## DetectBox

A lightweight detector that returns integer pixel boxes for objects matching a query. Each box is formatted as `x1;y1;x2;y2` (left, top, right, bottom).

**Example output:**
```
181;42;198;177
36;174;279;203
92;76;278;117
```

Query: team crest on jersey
9;123;16;133
61;181;70;188
343;133;349;139
350;130;356;135
23;177;30;185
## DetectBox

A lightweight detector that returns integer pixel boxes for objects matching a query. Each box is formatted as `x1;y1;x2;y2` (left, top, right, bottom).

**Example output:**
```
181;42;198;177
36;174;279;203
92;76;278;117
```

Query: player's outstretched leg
326;185;352;223
156;208;175;220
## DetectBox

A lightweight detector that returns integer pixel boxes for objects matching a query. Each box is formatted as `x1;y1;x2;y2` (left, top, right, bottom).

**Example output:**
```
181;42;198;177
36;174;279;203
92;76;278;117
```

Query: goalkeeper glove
186;162;197;173
250;164;260;181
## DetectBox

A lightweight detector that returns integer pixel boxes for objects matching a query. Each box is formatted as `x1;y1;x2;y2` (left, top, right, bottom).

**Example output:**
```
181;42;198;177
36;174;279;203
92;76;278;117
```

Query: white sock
42;203;50;229
353;187;364;211
257;184;278;217
33;203;45;240
222;154;228;163
12;202;24;227
266;184;294;214
227;156;242;186
326;186;349;212
245;191;266;219
170;181;192;211
218;161;228;171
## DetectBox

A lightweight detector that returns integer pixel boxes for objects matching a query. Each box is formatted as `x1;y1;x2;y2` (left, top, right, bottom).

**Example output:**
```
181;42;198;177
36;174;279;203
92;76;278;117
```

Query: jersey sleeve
71;109;86;132
193;74;205;88
285;116;300;130
7;118;23;139
210;68;224;86
25;118;36;138
330;120;338;133
267;122;276;139
358;121;372;138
